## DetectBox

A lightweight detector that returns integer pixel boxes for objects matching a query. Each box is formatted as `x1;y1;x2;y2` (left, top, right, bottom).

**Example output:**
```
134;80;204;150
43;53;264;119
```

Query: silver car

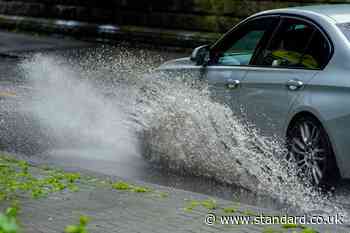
158;5;350;186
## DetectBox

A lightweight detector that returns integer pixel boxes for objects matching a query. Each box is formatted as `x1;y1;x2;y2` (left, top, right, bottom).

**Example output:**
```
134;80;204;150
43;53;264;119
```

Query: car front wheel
287;115;339;187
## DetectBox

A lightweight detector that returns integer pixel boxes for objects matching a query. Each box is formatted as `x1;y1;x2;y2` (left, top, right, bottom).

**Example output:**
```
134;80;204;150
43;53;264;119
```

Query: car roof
263;4;350;23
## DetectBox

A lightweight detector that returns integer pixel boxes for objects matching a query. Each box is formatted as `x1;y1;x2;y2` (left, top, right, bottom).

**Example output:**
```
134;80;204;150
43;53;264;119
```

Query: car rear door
239;16;332;138
203;16;280;114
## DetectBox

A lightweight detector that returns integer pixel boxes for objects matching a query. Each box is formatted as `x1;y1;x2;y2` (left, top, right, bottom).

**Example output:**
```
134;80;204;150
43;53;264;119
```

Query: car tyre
286;115;339;189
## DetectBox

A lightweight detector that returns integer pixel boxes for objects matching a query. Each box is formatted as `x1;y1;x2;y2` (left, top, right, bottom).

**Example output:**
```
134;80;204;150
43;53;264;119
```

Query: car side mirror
190;45;210;66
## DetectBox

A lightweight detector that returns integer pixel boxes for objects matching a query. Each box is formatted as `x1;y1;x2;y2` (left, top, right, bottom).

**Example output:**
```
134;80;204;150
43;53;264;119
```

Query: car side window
210;17;279;66
254;18;330;69
302;29;330;69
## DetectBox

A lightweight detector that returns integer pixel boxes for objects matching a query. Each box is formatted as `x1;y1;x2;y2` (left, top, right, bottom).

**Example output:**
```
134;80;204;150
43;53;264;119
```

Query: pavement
0;29;348;233
0;160;267;233
0;153;345;233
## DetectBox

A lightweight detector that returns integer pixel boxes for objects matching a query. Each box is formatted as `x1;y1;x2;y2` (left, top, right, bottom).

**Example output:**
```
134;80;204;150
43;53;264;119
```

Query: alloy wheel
288;119;329;185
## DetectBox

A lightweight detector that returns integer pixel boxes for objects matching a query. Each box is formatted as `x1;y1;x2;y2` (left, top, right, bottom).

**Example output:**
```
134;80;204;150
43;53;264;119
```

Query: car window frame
209;13;334;71
208;15;281;67
251;15;333;70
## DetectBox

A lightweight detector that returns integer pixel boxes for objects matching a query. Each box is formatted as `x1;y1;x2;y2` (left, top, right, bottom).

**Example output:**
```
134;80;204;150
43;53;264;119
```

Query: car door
239;16;332;138
203;16;280;114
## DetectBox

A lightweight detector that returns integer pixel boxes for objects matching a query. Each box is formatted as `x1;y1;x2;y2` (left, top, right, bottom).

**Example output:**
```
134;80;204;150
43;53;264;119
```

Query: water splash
19;51;140;160
18;46;346;217
136;73;345;216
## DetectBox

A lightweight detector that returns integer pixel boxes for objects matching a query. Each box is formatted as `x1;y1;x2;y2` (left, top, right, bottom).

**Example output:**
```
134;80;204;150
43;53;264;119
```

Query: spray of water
136;73;345;216
19;51;140;160
18;46;345;217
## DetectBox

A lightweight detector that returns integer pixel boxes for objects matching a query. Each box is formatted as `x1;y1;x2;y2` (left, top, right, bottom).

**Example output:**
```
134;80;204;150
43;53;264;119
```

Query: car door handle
286;79;303;91
226;79;240;89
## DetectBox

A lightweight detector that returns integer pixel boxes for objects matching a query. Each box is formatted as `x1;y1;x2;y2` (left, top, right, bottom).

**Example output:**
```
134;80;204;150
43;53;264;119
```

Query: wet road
0;30;350;222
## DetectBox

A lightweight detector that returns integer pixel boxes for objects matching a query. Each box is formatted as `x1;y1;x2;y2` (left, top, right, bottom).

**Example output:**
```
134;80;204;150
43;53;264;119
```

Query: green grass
0;155;81;200
201;199;217;210
223;207;236;213
282;223;305;229
0;206;20;233
112;181;131;190
64;216;90;233
184;199;218;212
184;200;200;212
112;181;152;193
